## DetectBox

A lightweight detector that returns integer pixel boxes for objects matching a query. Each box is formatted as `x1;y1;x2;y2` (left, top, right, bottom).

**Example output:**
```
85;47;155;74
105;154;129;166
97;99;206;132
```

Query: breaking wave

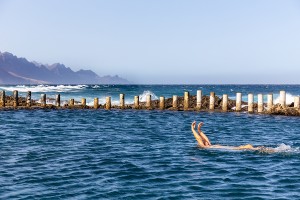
139;90;158;102
274;93;296;105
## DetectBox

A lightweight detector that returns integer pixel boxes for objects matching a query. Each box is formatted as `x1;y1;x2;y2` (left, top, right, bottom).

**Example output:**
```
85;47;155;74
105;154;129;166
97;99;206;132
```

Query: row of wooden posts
1;90;300;111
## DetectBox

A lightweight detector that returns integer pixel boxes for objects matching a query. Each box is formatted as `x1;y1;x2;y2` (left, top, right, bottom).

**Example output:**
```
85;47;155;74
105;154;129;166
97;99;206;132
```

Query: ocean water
0;85;300;199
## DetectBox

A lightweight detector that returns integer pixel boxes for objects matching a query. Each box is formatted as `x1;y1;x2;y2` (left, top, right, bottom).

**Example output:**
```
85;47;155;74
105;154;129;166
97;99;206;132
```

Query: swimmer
191;121;274;152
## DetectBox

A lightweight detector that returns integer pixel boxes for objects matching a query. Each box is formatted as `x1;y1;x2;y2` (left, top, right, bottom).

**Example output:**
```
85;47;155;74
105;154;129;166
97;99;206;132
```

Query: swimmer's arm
191;122;205;148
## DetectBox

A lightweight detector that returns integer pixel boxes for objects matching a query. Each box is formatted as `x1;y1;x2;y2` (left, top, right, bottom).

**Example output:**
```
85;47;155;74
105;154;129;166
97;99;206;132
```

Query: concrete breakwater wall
0;90;300;116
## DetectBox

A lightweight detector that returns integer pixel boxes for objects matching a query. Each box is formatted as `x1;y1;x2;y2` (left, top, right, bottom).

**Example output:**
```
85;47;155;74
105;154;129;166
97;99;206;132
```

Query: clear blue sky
0;0;300;84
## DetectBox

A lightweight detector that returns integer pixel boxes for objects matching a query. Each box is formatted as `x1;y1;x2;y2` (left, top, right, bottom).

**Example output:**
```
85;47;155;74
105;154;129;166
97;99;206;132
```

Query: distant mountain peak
0;51;130;84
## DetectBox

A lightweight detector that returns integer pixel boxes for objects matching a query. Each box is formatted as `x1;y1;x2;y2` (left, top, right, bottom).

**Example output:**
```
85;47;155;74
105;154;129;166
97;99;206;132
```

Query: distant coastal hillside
0;51;130;84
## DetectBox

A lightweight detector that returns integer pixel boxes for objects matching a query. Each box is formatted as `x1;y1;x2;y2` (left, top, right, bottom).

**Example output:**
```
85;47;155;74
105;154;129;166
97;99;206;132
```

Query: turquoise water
1;109;300;199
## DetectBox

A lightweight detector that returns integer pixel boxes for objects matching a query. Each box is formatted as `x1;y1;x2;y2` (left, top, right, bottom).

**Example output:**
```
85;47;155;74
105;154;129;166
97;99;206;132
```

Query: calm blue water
1;85;300;199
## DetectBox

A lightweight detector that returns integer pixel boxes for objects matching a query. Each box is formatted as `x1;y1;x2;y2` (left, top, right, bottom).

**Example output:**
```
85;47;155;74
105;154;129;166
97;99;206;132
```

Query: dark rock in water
267;104;300;116
2;95;29;107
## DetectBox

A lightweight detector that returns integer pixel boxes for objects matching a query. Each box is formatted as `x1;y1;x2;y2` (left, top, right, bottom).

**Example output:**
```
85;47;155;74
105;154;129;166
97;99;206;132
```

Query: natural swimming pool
0;109;299;199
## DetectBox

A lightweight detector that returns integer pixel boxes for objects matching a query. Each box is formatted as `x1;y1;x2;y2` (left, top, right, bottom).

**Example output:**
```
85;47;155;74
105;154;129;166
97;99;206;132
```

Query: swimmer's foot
198;122;204;132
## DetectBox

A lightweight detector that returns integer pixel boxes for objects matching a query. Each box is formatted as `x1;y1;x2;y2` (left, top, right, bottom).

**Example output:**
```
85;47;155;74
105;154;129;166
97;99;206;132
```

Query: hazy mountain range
0;51;130;84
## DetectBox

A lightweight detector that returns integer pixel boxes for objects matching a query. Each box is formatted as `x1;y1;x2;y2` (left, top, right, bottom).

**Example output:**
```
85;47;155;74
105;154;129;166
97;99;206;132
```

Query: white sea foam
86;97;108;106
36;98;69;106
87;100;94;106
274;93;296;105
0;85;88;93
139;90;158;102
260;143;300;154
273;143;298;153
92;85;100;89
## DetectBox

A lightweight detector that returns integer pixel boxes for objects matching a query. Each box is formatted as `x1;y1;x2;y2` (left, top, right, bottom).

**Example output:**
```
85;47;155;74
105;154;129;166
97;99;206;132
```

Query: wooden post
294;96;300;109
173;95;178;109
196;90;202;110
236;92;242;112
258;94;263;113
41;94;46;107
1;90;5;107
69;99;74;107
26;91;31;107
81;98;86;107
13;90;18;108
120;94;125;109
267;94;273;111
222;94;228;111
248;93;254;113
159;96;165;110
106;96;111;110
184;92;189;110
146;94;151;109
94;98;99;109
209;92;215;110
134;96;139;109
279;91;286;107
56;94;60;107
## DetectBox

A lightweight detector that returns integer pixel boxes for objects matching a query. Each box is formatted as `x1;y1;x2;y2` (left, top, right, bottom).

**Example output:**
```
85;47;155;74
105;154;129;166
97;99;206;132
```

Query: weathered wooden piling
146;95;152;109
26;91;31;107
209;92;215;110
13;90;18;108
41;94;46;107
248;93;254;113
184;92;189;111
134;96;139;109
69;99;74;107
106;96;111;110
258;94;263;113
94;98;99;109
236;92;242;112
280;91;286;107
159;97;165;110
1;90;5;107
56;94;60;107
81;98;86;107
120;94;125;109
196;90;202;110
267;94;273;111
222;94;228;111
173;95;178;109
294;96;300;109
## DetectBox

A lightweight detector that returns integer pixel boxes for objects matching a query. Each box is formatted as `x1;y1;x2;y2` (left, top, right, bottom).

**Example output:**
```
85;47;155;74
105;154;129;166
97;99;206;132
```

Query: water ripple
0;110;300;199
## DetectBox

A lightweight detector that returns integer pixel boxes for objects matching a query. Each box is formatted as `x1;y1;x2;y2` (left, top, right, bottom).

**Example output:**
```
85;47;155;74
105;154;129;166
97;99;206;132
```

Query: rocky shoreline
1;95;299;116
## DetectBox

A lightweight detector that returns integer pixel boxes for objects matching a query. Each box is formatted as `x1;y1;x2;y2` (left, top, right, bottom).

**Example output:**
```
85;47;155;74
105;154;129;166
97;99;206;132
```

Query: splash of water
274;93;296;105
258;143;299;154
139;90;158;102
273;143;299;153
